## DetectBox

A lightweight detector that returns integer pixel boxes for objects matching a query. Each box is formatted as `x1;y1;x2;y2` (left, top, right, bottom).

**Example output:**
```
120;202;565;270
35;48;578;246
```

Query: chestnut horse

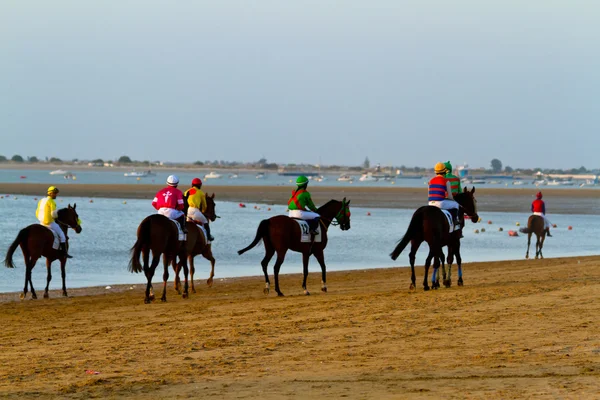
390;187;479;291
128;214;188;303
174;194;218;293
4;205;82;299
238;198;351;296
523;215;547;259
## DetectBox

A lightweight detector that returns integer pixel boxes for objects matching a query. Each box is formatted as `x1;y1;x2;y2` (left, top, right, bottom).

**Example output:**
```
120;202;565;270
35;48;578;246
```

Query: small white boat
359;173;378;182
309;175;326;182
229;173;239;179
124;170;156;178
204;171;222;179
50;169;69;175
64;172;76;180
255;172;266;179
337;174;354;182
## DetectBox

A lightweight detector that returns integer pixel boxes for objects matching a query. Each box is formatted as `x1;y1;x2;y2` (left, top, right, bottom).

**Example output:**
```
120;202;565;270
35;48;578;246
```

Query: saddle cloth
294;219;322;243
171;220;186;241
42;225;60;250
441;210;460;233
195;223;211;244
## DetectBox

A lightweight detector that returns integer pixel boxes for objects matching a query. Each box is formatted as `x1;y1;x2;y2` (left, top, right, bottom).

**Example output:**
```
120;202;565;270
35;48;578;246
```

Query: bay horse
238;198;351;297
523;215;546;259
174;194;218;293
4;205;82;299
390;187;479;291
128;214;188;303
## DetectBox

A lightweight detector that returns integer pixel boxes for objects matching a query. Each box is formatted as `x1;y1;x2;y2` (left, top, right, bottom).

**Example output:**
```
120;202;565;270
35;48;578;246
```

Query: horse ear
68;204;72;209
343;197;346;203
346;200;351;206
211;193;215;199
463;187;467;193
471;186;476;194
73;203;77;210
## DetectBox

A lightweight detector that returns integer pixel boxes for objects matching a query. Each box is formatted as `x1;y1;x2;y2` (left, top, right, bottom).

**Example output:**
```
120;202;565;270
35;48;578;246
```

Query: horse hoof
20;293;25;300
525;255;529;259
182;292;189;299
62;292;68;297
458;280;464;287
144;298;151;304
277;292;285;297
149;295;155;301
32;293;37;300
206;278;213;287
192;288;197;294
161;298;167;303
424;286;430;292
409;284;415;291
263;288;270;295
304;290;310;296
535;256;539;260
321;287;327;293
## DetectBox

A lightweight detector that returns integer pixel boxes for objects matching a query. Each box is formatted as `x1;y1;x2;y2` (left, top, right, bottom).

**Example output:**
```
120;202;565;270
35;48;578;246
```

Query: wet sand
1;255;599;398
2;183;599;214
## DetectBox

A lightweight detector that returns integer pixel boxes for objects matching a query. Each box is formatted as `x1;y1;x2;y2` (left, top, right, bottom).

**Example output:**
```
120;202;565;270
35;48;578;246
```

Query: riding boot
546;227;552;237
308;217;320;236
59;242;73;259
205;223;215;242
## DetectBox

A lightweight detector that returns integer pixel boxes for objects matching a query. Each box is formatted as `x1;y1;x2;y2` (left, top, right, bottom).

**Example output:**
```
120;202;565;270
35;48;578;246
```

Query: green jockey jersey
288;189;318;212
444;161;462;196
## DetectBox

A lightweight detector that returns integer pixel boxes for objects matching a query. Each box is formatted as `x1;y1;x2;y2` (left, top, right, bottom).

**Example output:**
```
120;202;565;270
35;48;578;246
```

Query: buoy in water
487;220;492;224
267;207;271;211
508;230;519;237
123;201;127;204
89;199;94;203
568;226;573;230
516;222;521;226
481;228;486;233
498;227;503;232
367;212;371;216
239;203;246;208
474;229;479;234
552;224;557;228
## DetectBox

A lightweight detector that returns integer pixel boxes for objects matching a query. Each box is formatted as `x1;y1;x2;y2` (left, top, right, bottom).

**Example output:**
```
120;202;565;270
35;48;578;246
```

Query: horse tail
128;217;151;273
4;227;29;268
390;210;423;261
238;219;270;255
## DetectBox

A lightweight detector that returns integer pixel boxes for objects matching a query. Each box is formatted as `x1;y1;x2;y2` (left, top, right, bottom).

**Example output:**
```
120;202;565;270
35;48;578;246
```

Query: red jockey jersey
152;187;184;210
531;199;546;214
428;176;448;201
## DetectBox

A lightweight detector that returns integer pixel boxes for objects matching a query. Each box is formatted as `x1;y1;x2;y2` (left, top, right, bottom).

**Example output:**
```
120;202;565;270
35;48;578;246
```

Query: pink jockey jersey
152;187;184;210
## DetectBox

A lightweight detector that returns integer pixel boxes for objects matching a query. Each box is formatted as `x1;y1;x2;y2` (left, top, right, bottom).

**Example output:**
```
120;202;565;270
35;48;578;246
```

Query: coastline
1;182;599;214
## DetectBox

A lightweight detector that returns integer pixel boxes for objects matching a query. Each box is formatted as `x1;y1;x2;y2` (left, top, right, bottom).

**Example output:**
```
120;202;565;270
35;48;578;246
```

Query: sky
1;1;598;170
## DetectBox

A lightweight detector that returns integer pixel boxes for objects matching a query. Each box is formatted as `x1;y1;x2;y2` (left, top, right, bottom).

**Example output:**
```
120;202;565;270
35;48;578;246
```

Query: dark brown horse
523;215;547;259
4;205;82;299
174;194;217;293
128;214;188;303
238;199;351;296
390;187;479;291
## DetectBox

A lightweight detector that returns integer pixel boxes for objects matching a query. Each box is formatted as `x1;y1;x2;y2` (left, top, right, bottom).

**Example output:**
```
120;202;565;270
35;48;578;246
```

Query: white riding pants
187;207;208;224
288;210;320;220
428;199;459;210
158;207;184;220
533;212;551;229
42;221;66;243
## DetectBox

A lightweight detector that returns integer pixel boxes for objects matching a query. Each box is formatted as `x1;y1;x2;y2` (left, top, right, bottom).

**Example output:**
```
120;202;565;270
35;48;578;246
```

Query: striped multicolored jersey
444;172;462;196
428;176;448;201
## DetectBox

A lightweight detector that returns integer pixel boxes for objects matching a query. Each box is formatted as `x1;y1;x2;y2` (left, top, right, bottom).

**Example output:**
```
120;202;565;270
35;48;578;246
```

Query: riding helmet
444;161;453;173
434;162;447;174
167;175;179;186
47;186;59;194
536;192;543;199
191;177;202;186
296;175;309;186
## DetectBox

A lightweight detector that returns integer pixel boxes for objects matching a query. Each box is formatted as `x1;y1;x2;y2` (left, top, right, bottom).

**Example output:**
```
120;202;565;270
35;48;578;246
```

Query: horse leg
301;252;311;295
261;246;275;295
408;240;421;291
438;249;446;288
173;259;181;295
144;253;160;303
535;234;541;259
273;250;288;297
455;242;464;286
539;234;545;259
445;246;454;288
179;252;189;299
431;250;441;290
202;246;216;288
423;250;433;291
44;258;53;299
21;256;31;300
313;249;328;293
526;233;532;259
188;256;196;293
60;259;68;297
160;254;170;302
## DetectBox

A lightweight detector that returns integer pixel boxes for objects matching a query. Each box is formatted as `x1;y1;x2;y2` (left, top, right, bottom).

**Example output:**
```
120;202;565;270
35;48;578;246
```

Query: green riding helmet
296;175;309;186
444;161;453;173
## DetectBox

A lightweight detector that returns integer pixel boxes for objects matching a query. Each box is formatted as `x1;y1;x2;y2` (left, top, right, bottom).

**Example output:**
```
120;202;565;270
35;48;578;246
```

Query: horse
523;215;546;259
174;193;218;294
390;187;479;291
238;198;351;297
4;205;82;300
128;213;188;303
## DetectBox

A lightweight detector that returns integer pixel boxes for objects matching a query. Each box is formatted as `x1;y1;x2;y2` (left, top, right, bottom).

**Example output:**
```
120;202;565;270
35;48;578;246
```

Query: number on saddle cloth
294;220;322;243
441;210;459;233
170;219;186;241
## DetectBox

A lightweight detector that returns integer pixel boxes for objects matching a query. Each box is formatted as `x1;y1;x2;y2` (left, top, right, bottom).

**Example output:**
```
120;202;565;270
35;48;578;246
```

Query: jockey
152;175;187;235
428;162;460;227
532;192;552;237
184;177;214;241
443;161;462;197
288;175;320;235
36;186;72;258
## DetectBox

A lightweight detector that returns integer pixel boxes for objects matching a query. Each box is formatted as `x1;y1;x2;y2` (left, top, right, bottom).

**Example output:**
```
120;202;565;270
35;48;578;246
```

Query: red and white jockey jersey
152;187;184;210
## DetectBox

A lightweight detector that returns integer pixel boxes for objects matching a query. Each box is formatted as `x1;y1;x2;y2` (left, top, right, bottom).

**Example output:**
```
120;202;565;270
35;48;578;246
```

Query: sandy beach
2;183;599;214
0;255;599;398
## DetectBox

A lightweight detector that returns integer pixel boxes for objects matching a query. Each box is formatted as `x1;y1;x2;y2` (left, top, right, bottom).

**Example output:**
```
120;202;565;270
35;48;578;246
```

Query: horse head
455;187;479;223
204;193;217;222
334;198;352;231
58;204;83;233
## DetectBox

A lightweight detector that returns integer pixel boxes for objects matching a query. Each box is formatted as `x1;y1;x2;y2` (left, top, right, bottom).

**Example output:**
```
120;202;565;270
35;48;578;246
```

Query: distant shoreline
1;183;598;214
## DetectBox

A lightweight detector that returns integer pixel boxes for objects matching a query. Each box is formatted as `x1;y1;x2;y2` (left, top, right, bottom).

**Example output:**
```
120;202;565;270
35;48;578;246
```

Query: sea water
0;195;597;293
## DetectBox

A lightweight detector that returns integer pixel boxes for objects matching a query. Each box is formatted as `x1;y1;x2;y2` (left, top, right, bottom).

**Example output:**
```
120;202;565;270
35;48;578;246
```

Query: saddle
293;219;322;243
441;210;460;233
170;219;186;241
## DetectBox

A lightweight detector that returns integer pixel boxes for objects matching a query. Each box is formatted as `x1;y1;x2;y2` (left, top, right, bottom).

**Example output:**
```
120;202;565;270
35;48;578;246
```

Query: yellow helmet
434;162;447;174
47;186;59;194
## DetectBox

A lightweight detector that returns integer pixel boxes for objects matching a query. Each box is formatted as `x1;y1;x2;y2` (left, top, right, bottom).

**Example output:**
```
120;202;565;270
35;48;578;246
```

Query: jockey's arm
176;193;185;210
305;194;318;212
152;197;160;210
445;180;454;199
199;194;207;213
542;202;546;215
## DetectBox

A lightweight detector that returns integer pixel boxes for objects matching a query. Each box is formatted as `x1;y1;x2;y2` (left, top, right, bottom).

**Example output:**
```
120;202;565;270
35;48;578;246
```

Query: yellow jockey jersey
36;196;58;225
184;187;207;212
